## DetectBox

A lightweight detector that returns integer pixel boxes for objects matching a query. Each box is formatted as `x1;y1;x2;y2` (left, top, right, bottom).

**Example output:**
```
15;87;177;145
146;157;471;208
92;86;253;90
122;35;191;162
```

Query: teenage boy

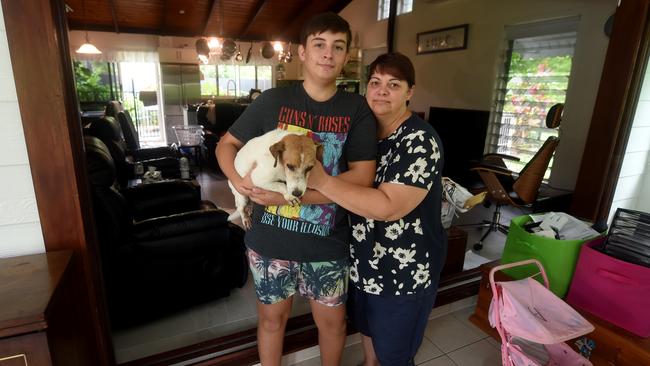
216;12;377;366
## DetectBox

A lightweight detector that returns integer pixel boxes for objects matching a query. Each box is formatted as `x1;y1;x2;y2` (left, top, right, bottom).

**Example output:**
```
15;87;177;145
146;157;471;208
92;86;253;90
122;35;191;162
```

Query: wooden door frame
1;0;114;364
3;0;648;365
571;0;650;221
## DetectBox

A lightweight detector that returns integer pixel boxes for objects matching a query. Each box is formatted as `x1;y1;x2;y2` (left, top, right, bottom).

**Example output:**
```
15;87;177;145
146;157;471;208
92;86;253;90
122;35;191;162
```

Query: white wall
0;5;45;258
610;61;650;220
340;0;617;190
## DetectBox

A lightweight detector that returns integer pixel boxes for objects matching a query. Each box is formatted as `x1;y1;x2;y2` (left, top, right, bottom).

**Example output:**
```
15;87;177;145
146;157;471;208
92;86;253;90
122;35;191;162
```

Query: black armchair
86;116;180;187
84;136;247;327
105;100;179;160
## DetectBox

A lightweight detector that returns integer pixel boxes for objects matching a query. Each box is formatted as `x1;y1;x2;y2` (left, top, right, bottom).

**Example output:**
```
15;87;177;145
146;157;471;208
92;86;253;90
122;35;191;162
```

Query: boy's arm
215;132;254;196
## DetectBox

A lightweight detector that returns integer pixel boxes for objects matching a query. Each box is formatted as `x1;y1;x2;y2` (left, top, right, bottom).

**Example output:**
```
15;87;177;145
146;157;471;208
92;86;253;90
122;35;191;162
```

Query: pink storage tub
567;237;650;337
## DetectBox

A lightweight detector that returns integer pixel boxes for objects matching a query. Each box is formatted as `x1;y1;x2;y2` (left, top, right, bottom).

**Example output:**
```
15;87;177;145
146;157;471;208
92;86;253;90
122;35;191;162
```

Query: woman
307;52;446;366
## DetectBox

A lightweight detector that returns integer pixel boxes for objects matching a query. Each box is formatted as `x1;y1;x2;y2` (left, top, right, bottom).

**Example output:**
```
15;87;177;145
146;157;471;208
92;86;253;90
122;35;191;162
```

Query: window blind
487;18;578;178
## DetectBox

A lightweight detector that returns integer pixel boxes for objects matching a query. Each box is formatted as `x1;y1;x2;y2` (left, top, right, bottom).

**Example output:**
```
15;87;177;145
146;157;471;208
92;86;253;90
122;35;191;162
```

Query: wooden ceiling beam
203;0;218;36
280;4;311;43
281;0;354;43
107;0;119;33
159;0;168;35
239;0;268;38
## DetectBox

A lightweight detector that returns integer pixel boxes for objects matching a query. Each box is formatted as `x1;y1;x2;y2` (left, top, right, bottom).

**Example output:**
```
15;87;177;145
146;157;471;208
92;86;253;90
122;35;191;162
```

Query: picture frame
417;24;468;54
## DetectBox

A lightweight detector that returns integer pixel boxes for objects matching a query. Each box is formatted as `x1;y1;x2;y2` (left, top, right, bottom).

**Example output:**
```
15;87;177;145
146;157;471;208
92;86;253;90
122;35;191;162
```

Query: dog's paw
241;214;252;230
283;194;301;206
244;203;254;217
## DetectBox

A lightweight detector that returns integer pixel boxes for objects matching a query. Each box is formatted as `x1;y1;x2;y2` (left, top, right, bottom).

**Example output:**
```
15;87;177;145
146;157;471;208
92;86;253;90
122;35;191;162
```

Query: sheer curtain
73;49;159;63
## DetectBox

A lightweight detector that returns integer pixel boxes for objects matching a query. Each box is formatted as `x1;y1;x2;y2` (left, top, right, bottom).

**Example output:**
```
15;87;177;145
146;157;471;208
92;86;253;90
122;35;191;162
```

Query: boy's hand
307;161;329;190
233;163;257;196
249;188;291;206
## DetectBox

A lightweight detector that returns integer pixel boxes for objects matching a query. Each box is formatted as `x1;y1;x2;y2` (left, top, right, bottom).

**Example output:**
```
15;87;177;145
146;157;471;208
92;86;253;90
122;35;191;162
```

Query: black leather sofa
84;136;248;328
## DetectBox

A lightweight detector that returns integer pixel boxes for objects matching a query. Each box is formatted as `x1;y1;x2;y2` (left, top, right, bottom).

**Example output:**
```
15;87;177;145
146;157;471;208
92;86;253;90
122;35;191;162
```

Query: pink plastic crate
567;237;650;337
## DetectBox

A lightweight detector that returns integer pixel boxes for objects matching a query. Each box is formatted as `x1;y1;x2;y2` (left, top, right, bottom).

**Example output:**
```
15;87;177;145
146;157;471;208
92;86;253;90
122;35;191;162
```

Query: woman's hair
300;12;352;51
368;52;415;87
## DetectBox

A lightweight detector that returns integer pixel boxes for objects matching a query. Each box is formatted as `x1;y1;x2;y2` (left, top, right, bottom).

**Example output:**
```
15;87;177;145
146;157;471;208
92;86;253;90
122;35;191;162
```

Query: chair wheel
473;243;483;251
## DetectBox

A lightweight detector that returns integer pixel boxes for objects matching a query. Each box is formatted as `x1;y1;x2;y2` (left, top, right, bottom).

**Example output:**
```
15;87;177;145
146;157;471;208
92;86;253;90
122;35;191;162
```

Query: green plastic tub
500;214;596;298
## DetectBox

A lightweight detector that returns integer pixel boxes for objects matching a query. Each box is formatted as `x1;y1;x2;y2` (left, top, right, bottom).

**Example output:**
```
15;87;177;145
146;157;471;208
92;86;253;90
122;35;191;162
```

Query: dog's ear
315;143;324;163
269;141;285;168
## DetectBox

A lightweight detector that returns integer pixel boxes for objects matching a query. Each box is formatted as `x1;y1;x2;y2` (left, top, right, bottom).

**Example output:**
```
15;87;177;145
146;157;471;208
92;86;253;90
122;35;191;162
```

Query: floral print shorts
246;248;349;306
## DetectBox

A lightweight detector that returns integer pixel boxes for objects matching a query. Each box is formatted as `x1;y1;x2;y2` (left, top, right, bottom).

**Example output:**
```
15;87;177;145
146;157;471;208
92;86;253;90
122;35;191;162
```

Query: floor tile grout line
440;337;490;355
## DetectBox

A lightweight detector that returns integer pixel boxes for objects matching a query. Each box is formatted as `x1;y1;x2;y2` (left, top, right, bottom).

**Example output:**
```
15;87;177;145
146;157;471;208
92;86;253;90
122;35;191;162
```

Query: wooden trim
1;0;113;364
570;0;650;221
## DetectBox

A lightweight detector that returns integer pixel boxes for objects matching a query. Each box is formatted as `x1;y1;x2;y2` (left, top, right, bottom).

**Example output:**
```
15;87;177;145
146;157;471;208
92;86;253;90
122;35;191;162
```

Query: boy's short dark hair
369;52;416;87
300;12;352;51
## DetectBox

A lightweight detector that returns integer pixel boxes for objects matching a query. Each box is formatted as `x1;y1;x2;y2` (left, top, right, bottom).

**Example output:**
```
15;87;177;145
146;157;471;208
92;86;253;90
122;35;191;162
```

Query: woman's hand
307;161;330;190
249;188;289;206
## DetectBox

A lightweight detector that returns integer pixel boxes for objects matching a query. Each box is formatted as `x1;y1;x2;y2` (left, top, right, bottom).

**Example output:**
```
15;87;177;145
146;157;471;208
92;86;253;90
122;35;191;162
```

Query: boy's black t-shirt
229;83;377;261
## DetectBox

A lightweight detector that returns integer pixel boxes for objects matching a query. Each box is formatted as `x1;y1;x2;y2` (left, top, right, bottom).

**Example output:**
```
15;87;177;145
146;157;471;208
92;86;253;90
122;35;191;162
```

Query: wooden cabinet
469;261;650;366
441;226;468;277
158;47;199;64
0;251;75;366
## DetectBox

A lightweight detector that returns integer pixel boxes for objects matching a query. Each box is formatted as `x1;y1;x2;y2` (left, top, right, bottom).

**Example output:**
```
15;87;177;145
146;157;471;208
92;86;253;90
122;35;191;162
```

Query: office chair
470;103;563;251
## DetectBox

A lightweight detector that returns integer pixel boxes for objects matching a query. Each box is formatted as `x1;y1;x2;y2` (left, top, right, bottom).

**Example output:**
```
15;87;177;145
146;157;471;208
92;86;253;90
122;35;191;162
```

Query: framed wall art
417;24;468;54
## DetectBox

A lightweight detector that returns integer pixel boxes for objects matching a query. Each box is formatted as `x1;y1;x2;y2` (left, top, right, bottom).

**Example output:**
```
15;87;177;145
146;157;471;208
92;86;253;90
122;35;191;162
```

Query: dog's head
269;134;323;198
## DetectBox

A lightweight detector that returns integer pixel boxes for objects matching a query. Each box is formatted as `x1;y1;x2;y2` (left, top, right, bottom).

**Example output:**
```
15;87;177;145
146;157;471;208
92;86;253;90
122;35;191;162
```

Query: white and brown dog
228;129;323;229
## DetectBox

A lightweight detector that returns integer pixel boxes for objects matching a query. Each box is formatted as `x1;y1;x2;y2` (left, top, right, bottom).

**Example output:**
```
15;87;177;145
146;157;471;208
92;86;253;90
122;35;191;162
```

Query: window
377;0;412;21
200;64;273;98
119;62;163;144
73;60;120;102
488;18;578;179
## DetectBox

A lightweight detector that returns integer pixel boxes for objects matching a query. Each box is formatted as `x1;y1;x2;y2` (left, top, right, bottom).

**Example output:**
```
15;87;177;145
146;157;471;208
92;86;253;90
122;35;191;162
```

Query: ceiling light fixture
76;32;102;54
75;0;101;54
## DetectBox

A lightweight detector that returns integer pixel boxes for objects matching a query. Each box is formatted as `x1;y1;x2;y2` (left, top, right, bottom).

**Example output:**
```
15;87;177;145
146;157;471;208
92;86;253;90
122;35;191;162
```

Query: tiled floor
289;303;503;366
112;169;518;364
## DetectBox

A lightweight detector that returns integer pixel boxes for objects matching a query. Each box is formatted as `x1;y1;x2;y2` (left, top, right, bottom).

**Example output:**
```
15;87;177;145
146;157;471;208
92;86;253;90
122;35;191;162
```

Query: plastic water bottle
134;162;144;177
180;157;190;179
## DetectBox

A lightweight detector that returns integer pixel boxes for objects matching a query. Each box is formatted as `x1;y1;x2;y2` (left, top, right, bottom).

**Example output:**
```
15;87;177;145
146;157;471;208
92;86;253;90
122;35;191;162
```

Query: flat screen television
428;106;490;187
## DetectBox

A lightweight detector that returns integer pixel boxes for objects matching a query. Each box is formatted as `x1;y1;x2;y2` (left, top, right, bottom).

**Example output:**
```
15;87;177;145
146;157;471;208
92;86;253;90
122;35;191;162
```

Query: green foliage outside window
500;51;573;178
200;65;218;97
74;61;110;102
200;64;273;97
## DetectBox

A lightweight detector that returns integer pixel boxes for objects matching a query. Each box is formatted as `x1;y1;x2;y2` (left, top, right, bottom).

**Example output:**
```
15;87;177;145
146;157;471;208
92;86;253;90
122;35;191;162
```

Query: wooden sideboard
0;251;75;366
469;261;650;366
441;225;468;277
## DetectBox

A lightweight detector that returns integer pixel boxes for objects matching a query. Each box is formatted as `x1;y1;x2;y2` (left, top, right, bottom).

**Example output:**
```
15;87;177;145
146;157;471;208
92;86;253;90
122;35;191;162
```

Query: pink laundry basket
489;259;595;366
567;237;650;337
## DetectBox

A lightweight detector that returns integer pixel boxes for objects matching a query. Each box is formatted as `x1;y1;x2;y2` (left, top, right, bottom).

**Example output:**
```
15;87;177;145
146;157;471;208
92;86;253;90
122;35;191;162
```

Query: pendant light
75;0;102;54
76;32;102;54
